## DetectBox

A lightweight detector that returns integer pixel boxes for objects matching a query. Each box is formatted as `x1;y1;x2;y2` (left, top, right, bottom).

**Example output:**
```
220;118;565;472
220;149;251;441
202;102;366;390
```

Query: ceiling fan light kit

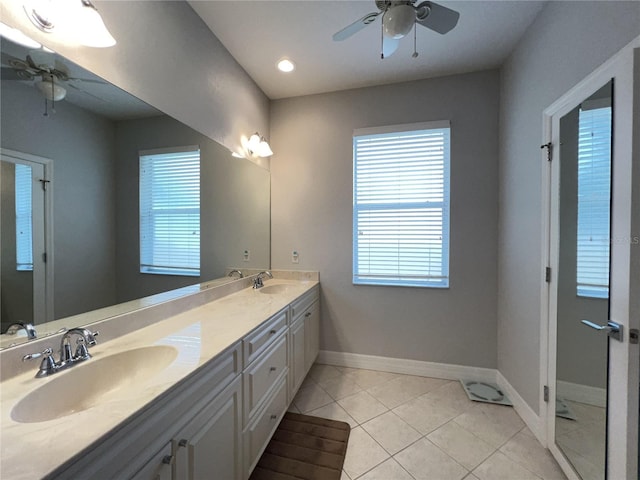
35;76;66;101
333;0;459;59
383;4;416;39
23;0;116;48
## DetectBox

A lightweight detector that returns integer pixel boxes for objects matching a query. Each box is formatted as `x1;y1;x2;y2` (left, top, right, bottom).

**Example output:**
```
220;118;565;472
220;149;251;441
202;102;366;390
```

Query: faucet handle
85;330;99;346
74;337;92;360
22;347;53;362
23;347;57;378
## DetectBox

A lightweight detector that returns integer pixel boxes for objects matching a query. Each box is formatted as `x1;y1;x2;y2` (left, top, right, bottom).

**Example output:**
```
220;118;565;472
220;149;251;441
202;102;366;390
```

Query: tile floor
289;363;568;480
556;400;605;480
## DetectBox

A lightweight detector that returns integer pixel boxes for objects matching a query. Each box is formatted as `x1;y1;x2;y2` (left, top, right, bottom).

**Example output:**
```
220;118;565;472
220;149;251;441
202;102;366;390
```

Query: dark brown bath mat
249;412;351;480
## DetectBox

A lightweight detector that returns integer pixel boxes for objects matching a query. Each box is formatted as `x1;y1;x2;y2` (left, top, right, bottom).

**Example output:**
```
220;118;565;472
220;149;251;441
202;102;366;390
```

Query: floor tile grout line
308;364;562;480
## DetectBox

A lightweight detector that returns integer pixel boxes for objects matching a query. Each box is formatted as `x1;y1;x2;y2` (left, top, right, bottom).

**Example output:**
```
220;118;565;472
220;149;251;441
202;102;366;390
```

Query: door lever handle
581;320;623;342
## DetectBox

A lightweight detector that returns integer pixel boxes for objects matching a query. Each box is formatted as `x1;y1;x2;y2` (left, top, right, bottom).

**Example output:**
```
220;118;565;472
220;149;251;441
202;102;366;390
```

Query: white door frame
1;148;54;324
541;37;639;480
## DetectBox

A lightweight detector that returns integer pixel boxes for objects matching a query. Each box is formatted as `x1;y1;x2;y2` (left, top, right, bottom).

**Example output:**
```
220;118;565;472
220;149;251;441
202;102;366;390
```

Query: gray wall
498;1;640;413
271;70;499;368
114;115;270;302
1;82;117;320
0;1;270;160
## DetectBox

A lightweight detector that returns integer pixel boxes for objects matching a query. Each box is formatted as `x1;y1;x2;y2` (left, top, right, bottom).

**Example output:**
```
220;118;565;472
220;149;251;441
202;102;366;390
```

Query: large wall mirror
0;37;270;349
555;80;613;480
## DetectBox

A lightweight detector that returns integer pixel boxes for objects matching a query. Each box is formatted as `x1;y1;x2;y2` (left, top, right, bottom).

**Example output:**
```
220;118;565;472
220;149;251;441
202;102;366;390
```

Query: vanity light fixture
277;58;295;73
23;0;116;48
247;133;274;158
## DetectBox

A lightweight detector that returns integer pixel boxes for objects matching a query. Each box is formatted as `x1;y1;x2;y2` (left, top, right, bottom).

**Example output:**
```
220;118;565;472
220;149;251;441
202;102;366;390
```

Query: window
577;104;611;298
15;163;33;271
353;121;450;288
139;147;200;277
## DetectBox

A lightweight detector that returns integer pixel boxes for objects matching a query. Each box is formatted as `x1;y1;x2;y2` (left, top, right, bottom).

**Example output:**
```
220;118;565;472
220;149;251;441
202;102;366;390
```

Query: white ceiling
189;0;547;100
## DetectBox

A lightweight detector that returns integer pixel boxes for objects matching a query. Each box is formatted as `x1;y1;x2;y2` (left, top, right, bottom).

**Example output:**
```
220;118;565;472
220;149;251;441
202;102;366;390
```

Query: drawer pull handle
270;414;277;420
270;366;277;371
269;329;277;335
305;312;312;317
162;455;174;465
178;439;188;448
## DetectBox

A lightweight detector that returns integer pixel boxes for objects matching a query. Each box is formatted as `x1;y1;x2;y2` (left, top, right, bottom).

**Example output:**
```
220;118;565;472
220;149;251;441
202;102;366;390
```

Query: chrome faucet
22;328;99;377
228;269;244;278
5;322;37;340
253;271;273;289
60;328;99;364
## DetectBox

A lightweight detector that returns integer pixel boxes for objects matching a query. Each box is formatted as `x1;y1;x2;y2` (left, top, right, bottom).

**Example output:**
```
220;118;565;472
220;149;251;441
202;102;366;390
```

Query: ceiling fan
1;49;106;114
332;0;460;59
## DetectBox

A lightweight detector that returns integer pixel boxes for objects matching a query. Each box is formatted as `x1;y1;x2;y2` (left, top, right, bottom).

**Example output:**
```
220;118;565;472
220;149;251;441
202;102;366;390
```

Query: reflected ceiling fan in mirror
1;49;106;115
332;0;460;59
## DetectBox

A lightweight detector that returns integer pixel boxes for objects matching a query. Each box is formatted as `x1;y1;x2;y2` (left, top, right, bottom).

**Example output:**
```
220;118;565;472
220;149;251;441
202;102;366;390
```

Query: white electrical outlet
243;249;250;262
292;250;299;264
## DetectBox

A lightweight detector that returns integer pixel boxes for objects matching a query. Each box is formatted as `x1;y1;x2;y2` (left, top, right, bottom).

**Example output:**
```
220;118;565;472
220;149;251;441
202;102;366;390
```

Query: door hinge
540;142;552;162
42;252;47;263
39;179;50;191
545;267;551;283
543;385;549;402
629;328;639;345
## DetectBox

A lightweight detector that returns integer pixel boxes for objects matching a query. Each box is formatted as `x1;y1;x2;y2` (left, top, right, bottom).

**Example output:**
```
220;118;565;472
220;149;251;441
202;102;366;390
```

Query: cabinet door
290;318;306;396
131;442;173;480
174;376;242;480
304;301;320;372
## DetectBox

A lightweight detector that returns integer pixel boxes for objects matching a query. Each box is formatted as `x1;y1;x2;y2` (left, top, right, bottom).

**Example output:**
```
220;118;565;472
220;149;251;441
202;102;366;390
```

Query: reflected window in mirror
15;163;33;271
139;147;201;277
577;102;612;298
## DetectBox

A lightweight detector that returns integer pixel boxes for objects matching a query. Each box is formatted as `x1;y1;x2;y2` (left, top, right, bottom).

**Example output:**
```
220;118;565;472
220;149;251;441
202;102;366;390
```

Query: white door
0;149;51;327
544;40;639;480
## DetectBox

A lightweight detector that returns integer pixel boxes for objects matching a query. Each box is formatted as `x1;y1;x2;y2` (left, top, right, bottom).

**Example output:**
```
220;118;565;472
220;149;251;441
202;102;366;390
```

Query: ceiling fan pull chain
412;20;419;58
380;12;384;59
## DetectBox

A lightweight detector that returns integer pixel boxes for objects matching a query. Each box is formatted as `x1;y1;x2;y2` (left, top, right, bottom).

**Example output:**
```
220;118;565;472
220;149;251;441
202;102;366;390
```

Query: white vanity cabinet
47;283;320;480
131;443;173;480
289;286;320;397
172;376;243;480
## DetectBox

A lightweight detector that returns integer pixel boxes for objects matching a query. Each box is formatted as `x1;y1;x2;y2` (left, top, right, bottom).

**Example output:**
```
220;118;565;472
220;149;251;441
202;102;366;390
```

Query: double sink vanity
0;273;320;480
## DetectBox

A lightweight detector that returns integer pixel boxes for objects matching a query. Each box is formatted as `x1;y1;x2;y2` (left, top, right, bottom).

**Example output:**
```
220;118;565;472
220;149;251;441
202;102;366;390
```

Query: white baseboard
496;371;546;446
317;350;545;447
318;350;497;383
557;380;606;408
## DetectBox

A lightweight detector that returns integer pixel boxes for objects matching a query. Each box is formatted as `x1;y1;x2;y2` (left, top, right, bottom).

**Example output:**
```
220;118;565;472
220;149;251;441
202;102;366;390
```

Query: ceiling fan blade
1;66;31;81
332;12;380;41
68;76;108;85
415;1;460;35
382;36;400;58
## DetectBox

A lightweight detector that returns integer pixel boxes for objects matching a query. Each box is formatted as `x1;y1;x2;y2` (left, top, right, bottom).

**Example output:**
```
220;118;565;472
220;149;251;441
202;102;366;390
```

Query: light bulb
383;4;415;39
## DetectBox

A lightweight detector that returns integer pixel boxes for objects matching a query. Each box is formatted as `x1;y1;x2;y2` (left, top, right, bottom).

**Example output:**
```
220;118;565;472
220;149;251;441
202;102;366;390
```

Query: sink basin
11;345;178;423
259;284;291;295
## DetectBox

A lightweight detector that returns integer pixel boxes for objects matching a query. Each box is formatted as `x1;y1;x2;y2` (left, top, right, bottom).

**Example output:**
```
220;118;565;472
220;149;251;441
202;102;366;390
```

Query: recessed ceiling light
277;58;295;73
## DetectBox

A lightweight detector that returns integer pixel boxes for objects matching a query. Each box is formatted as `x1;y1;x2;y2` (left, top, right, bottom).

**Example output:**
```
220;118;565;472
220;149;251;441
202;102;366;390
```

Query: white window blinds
577;105;611;298
15;163;33;271
353;123;450;288
139;147;200;277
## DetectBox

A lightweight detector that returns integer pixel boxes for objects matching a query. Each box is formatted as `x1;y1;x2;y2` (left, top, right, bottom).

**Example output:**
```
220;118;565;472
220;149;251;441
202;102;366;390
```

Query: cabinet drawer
290;286;319;323
202;342;242;400
244;375;288;476
244;333;288;423
243;308;288;367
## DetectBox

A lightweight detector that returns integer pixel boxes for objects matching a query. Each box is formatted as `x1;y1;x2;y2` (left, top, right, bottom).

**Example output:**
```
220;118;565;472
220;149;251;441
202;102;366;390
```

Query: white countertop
0;279;318;480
